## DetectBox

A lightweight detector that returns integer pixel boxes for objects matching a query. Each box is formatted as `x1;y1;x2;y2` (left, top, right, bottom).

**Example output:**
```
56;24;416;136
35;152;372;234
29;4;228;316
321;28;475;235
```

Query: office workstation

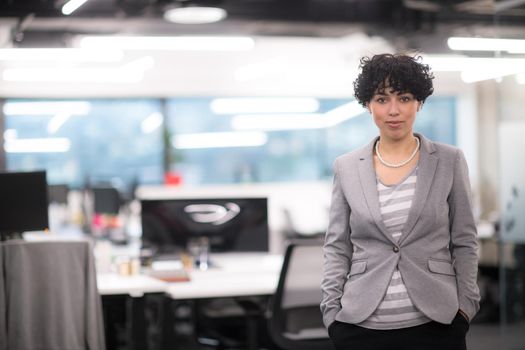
1;1;525;349
0;168;328;349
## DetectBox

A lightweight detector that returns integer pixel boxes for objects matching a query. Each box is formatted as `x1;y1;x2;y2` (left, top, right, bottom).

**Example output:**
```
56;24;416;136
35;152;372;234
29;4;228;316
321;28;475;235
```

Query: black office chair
267;239;335;350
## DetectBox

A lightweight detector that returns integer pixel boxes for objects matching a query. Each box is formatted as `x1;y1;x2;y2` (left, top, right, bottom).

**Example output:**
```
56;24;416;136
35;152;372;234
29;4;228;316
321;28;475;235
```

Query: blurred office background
1;0;525;349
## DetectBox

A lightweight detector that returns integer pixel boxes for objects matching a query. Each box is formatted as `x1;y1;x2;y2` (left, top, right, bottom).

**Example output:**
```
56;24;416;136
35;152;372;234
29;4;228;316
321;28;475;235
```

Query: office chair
1;240;106;350
0;244;6;350
267;239;335;350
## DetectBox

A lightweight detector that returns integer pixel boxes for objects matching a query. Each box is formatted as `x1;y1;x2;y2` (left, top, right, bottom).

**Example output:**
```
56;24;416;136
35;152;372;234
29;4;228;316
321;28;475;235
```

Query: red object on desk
164;171;183;186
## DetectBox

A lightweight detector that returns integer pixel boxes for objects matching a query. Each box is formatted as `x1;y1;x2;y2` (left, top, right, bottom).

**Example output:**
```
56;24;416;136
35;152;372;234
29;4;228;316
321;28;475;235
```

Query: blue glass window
3;96;456;187
4;99;164;190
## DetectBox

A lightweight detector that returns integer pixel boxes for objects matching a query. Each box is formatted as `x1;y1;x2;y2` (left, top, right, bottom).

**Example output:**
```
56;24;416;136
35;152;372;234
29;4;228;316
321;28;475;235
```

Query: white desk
167;253;283;300
97;253;283;300
97;253;283;350
97;273;169;297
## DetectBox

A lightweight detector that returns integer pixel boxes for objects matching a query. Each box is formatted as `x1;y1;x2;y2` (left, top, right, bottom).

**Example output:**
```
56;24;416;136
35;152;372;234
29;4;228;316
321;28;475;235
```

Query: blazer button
393;246;400;253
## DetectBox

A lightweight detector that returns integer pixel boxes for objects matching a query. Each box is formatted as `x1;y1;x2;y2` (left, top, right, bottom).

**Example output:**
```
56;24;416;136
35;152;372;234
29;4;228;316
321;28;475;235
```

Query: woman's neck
377;133;417;156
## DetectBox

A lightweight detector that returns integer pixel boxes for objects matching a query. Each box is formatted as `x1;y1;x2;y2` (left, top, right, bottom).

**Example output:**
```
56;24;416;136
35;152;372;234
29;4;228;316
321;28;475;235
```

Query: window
4;99;164;192
3;96;456;187
165;96;456;185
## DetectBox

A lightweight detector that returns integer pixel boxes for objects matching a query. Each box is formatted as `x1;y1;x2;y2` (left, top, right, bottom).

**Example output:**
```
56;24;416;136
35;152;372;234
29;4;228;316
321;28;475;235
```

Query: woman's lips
386;121;403;128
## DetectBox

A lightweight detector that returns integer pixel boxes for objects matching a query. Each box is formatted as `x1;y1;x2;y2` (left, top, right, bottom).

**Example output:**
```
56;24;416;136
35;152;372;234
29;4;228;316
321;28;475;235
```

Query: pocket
428;258;455;276
453;313;470;333
347;260;367;278
328;320;340;338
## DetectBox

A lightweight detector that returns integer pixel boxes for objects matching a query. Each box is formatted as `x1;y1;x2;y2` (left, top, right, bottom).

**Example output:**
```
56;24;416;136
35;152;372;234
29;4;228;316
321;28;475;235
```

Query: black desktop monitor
0;170;49;238
92;186;121;215
140;197;269;254
48;184;69;205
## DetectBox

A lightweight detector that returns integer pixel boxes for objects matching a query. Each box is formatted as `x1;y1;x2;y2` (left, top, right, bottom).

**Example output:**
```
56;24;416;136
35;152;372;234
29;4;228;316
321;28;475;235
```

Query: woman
321;53;480;350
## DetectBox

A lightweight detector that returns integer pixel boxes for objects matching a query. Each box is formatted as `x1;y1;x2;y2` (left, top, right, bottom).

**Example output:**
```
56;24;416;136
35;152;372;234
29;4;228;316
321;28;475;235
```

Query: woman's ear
366;102;371;114
417;102;423;112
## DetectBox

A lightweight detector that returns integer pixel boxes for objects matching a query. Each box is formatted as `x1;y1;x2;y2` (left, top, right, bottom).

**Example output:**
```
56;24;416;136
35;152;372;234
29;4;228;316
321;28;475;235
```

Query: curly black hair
353;54;434;107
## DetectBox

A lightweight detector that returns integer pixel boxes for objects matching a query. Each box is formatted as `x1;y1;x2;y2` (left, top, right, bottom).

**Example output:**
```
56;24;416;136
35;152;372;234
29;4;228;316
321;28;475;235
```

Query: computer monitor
0;170;49;240
48;184;69;205
92;186;121;215
140;197;269;254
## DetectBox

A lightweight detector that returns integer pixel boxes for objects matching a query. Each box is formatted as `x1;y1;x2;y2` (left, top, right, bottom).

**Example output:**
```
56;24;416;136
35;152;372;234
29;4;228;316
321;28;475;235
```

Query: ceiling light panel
0;48;123;62
2;57;154;83
447;37;525;53
4;138;71;153
78;36;255;51
173;131;268;149
210;98;320;114
230;101;365;131
62;0;89;15
164;7;227;24
3;101;91;115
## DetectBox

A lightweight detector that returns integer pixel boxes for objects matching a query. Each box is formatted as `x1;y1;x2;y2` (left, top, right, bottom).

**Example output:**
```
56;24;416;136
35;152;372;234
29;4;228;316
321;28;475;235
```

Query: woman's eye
376;98;386;103
400;96;412;102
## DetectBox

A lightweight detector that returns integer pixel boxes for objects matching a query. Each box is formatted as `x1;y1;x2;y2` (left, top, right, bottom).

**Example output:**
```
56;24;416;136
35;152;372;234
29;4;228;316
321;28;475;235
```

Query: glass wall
467;11;525;350
493;15;525;348
3;99;164;193
3;96;457;188
165;96;456;185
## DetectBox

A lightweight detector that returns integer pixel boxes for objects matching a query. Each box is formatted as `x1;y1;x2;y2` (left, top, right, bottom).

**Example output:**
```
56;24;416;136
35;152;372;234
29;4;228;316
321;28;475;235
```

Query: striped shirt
359;166;431;329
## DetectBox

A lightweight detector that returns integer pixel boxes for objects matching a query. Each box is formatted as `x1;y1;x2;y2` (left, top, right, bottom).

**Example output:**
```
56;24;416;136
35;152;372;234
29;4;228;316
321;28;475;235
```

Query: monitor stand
189;236;212;271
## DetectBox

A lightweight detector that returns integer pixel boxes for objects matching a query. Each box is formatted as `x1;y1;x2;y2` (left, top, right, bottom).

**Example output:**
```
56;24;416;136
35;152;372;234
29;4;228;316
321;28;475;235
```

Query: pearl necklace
375;137;420;168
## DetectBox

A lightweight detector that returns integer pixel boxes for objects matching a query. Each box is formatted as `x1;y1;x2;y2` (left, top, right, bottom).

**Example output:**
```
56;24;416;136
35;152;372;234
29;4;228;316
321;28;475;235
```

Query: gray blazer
321;133;480;328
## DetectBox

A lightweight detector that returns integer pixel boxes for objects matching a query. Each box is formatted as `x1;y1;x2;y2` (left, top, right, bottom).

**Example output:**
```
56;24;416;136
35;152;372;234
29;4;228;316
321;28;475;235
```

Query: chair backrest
269;239;333;350
0;243;6;350
1;240;106;350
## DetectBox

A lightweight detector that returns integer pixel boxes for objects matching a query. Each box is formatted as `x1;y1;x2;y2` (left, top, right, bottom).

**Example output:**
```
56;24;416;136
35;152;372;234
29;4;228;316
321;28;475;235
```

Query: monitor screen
140;197;269;254
0;170;49;234
92;186;121;215
48;184;69;204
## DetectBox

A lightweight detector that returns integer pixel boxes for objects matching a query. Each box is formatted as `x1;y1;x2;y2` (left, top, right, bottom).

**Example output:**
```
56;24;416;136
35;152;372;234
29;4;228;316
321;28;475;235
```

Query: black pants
328;313;469;350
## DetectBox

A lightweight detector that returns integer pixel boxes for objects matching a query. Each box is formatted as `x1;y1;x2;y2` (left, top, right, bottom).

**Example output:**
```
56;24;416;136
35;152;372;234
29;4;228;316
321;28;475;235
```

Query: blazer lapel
398;134;438;244
357;137;397;244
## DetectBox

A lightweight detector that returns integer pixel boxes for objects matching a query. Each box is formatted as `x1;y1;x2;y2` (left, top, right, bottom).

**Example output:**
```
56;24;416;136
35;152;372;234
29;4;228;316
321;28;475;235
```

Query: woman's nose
388;100;400;115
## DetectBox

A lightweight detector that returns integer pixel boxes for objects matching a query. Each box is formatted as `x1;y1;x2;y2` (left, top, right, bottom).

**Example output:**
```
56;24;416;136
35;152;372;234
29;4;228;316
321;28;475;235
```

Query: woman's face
366;87;420;142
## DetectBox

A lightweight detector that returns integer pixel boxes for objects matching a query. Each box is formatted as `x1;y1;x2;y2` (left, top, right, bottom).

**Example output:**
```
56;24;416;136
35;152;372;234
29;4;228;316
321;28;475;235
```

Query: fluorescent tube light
0;48;123;62
164;7;227;24
461;69;519;83
47;112;72;134
141;112;164;134
78;36;255;51
422;55;525;82
173;131;268;149
3;129;17;140
235;58;289;82
232;114;324;130
421;55;470;71
323;101;366;128
2;56;154;83
122;56;155;70
210;98;320;114
4;138;71;153
447;37;525;54
62;0;89;15
231;101;365;131
3;101;91;115
423;56;525;71
3;67;141;83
